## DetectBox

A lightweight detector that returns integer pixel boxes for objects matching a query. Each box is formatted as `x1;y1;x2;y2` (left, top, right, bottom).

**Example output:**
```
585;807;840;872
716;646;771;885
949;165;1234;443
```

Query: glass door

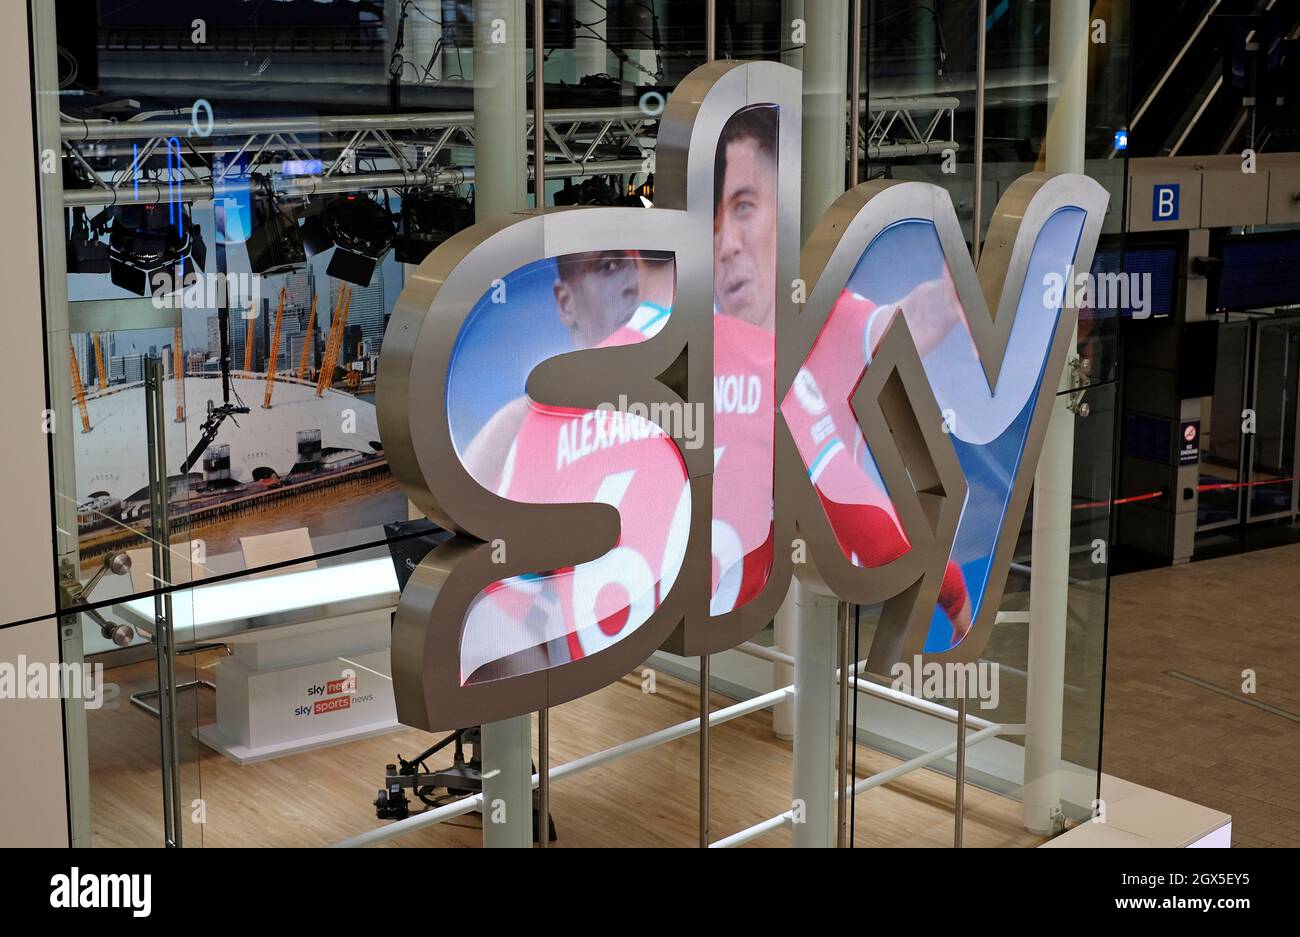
1198;320;1249;530
1246;317;1300;522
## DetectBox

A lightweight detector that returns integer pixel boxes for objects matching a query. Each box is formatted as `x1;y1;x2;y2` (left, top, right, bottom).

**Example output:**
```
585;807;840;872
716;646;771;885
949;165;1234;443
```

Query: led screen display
447;251;686;685
710;104;778;614
784;207;1086;652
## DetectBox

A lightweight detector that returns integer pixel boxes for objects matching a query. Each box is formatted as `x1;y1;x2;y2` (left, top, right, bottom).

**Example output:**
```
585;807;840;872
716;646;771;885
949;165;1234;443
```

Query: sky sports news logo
50;868;151;917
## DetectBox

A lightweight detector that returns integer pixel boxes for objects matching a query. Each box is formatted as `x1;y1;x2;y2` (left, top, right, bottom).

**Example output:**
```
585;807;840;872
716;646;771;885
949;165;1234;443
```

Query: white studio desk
117;557;403;765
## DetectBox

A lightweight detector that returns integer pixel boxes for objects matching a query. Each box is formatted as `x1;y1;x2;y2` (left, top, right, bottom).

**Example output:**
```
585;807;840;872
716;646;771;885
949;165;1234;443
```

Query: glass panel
848;383;1114;833
53;2;488;617
48;0;436;847
1247;318;1300;520
41;0;1124;850
45;0;725;849
83;361;206;847
864;0;1127;389
843;0;1126;844
1056;380;1114;820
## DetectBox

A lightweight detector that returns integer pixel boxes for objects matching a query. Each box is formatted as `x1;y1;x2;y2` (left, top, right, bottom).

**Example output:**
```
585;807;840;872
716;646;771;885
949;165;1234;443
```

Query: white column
573;0;607;81
1023;0;1088;834
474;0;528;219
799;0;849;243
472;0;534;847
789;0;846;845
772;581;795;739
782;0;805;70
792;579;838;847
480;716;534;847
409;0;444;82
1044;0;1089;175
774;0;807;744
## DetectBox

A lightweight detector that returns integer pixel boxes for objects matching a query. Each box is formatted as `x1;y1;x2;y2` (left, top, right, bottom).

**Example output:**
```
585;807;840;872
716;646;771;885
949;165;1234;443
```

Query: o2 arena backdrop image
67;258;410;580
72;373;387;562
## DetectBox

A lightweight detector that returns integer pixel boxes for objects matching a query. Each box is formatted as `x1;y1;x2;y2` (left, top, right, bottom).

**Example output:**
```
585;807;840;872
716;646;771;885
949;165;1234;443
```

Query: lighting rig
301;192;397;287
394;188;475;264
244;184;307;276
553;174;624;207
67;201;208;298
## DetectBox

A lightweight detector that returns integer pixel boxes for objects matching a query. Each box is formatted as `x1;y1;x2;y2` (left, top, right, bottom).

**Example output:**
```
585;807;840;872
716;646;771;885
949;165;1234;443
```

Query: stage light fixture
105;201;207;297
65;207;110;274
394;189;475;265
299;194;395;287
553;176;622;207
245;191;307;275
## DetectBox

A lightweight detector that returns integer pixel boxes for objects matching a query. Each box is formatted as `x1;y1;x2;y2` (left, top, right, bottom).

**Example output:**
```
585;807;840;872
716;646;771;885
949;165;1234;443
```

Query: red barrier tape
1073;475;1300;510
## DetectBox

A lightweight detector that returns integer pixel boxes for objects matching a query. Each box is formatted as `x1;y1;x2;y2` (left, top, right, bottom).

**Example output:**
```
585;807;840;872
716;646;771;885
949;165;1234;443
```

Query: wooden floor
1104;541;1300;848
89;653;1042;848
83;535;1300;848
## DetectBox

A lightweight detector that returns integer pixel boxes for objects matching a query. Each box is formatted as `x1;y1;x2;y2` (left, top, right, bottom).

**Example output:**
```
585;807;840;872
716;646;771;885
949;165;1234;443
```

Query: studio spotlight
394;189;475;265
66;207;110;274
300;194;395;287
106;201;206;297
553;176;621;207
245;191;307;275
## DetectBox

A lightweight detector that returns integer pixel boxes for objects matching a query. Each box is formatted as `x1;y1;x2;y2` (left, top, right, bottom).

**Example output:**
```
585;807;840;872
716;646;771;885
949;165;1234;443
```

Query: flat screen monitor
1217;234;1300;311
1087;242;1179;319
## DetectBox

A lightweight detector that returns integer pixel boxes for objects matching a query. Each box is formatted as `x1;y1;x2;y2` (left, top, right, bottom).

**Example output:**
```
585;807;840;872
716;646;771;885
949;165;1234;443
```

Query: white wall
0;620;69;846
0;0;69;847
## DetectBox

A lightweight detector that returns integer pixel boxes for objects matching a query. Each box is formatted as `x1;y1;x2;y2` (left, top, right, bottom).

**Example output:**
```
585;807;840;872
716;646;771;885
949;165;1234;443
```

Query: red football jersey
460;312;690;684
711;313;776;614
781;288;968;617
782;290;909;561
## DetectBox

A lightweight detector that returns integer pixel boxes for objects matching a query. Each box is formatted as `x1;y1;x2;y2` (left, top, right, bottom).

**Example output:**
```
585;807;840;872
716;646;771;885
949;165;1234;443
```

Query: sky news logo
50;868;151;918
307;674;357;697
295;671;359;716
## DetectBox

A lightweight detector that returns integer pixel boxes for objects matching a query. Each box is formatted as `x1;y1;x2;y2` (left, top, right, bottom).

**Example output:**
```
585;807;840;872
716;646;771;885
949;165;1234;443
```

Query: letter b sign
1153;183;1180;222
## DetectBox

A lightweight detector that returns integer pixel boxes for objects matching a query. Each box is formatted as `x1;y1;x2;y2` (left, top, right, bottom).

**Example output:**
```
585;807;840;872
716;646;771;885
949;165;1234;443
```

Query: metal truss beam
60;95;959;207
859;95;960;160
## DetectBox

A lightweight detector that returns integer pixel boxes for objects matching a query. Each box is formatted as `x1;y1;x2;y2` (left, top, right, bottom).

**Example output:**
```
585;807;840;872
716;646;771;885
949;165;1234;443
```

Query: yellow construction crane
243;300;256;374
173;325;185;422
297;292;318;380
316;285;350;395
68;339;91;433
316;284;352;397
91;332;107;391
263;288;287;409
329;285;354;392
